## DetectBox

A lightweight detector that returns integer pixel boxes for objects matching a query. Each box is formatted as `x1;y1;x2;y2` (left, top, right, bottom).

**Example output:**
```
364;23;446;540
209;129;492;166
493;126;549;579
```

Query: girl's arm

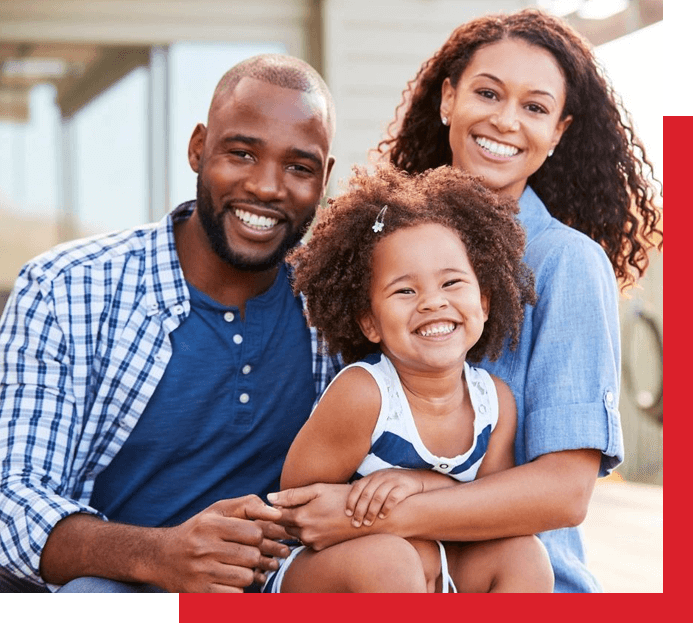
280;366;380;490
475;375;517;478
345;374;516;526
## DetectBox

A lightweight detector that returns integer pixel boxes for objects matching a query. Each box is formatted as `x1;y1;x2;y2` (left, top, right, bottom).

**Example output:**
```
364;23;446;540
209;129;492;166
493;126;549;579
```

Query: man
0;54;338;593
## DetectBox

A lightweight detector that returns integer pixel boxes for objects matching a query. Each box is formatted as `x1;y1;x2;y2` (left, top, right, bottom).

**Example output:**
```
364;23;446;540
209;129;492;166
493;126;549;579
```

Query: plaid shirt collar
143;200;195;317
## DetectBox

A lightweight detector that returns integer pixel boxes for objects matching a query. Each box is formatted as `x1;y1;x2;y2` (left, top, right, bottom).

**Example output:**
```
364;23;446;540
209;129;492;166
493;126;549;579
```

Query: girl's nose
418;291;449;312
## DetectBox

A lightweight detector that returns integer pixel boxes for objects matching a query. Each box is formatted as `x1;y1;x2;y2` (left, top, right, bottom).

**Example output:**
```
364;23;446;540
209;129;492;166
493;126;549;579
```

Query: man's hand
269;484;368;551
155;495;290;592
346;469;425;527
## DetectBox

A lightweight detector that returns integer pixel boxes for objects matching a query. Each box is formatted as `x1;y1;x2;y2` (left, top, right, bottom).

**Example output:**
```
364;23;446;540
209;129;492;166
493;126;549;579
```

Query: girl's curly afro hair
288;165;536;365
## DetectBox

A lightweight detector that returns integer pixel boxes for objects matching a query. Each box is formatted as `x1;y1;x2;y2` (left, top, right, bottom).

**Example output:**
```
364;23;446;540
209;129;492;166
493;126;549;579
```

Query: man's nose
244;161;287;202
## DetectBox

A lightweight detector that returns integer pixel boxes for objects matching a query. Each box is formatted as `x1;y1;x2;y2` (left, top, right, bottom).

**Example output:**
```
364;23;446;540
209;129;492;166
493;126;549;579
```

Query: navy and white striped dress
351;352;499;483
263;351;499;593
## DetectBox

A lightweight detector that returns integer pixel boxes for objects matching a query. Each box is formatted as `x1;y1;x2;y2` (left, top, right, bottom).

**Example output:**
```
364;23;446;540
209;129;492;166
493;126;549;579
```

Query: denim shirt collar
518;185;553;245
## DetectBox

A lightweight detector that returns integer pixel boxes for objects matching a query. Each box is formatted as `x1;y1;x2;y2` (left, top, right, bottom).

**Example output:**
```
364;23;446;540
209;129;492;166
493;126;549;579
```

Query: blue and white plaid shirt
0;201;341;584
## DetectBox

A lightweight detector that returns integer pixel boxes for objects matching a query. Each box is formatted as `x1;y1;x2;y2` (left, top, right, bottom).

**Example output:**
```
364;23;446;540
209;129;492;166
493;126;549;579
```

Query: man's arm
269;448;600;550
40;496;290;592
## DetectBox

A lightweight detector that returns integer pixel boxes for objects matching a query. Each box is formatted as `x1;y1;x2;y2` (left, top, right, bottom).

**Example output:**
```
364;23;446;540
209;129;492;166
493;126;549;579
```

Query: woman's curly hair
377;8;662;290
288;165;536;365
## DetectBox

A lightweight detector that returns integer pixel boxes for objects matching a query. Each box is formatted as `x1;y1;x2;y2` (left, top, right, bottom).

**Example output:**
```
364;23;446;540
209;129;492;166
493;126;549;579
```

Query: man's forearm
40;513;167;587
40;495;289;592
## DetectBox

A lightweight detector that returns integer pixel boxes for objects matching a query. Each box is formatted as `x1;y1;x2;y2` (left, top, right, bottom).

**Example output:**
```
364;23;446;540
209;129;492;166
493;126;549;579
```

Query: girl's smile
358;223;489;375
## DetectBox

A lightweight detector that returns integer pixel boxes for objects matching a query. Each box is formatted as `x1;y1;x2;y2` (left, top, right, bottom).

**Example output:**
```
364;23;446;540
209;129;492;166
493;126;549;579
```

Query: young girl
264;165;550;592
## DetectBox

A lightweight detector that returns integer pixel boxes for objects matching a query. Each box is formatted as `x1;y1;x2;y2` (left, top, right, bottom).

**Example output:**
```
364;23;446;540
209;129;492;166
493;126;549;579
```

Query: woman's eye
526;103;548;114
477;89;497;100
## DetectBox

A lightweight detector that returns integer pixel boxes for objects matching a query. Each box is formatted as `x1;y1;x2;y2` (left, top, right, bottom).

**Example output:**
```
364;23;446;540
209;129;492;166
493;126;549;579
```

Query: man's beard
195;175;314;272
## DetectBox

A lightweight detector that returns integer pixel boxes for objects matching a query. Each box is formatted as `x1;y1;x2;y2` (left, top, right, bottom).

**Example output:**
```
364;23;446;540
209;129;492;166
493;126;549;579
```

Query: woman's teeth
417;322;456;337
235;209;279;230
475;136;519;157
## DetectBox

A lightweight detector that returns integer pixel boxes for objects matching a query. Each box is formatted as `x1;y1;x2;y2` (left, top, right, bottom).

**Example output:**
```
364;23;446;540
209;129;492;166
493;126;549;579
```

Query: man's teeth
235;209;279;230
475;137;519;157
417;322;456;337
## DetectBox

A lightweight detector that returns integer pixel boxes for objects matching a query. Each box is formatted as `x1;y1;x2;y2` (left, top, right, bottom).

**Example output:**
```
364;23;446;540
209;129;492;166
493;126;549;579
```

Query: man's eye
289;164;313;174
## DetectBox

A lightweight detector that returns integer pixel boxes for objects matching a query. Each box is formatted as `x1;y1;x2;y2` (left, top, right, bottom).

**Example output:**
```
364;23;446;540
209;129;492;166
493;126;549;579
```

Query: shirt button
242;364;252;375
224;311;235;322
233;334;243;345
605;391;614;405
239;393;250;404
173;304;184;315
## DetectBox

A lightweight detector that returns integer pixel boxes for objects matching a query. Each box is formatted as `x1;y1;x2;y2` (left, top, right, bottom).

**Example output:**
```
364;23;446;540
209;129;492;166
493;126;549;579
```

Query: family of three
0;8;662;593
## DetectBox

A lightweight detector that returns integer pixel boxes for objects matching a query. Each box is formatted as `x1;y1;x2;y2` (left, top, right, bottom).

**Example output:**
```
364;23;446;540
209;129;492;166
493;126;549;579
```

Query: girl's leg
446;535;554;593
407;538;443;593
280;534;429;593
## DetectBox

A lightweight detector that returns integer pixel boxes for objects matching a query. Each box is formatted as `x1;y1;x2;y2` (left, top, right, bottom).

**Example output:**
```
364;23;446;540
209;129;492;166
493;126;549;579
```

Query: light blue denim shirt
480;186;624;593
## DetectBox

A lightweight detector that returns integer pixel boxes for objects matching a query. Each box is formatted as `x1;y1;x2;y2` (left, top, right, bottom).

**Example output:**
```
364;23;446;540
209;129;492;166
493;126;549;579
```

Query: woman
272;8;662;592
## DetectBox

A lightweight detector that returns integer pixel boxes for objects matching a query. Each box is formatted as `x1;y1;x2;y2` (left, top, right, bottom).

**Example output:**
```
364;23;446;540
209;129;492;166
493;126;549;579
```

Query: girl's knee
448;536;554;593
350;535;428;592
498;536;554;592
407;538;442;592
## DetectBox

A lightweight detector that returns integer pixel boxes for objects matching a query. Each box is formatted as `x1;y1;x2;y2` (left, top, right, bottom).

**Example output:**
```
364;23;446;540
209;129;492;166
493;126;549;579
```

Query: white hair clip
372;205;388;233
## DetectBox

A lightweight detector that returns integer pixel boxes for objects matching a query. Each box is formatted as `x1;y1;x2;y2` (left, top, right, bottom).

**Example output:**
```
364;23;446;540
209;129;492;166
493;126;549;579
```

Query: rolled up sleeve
523;233;623;476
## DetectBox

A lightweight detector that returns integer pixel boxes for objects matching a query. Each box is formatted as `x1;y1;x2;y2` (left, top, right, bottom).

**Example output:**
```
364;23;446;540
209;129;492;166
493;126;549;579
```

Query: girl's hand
346;469;426;527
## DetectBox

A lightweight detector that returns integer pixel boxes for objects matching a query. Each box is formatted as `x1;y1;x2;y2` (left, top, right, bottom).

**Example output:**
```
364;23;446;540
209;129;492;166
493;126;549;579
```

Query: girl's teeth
235;209;279;230
475;137;519;157
418;323;455;337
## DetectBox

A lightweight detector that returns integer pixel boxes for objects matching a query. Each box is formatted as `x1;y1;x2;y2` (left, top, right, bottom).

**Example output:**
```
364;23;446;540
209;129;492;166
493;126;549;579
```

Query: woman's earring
548;148;554;157
441;116;449;126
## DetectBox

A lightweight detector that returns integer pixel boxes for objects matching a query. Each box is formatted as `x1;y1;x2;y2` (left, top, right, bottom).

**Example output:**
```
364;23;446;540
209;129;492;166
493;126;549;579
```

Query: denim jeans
0;567;166;593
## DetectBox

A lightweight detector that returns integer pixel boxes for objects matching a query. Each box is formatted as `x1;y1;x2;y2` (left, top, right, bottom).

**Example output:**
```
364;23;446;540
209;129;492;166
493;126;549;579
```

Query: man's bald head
209;53;335;140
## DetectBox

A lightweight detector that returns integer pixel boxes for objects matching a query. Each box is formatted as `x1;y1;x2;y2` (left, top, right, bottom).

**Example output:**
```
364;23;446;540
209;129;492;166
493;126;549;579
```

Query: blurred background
0;0;663;590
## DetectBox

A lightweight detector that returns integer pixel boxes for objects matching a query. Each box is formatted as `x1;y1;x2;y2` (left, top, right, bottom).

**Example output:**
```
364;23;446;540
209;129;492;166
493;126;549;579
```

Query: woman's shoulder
528;220;615;288
535;218;607;259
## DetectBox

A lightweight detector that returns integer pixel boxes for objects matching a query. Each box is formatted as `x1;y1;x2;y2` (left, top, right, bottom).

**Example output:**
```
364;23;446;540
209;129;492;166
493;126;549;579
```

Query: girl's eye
443;279;462;288
395;288;415;295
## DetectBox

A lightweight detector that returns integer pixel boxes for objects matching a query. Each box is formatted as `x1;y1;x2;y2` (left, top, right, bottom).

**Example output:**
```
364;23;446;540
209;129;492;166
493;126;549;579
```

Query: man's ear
323;155;336;194
357;312;381;344
188;123;207;173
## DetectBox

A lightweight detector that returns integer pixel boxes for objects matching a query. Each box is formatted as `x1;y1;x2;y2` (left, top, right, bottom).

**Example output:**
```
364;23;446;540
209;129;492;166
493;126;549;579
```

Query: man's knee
57;576;167;593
